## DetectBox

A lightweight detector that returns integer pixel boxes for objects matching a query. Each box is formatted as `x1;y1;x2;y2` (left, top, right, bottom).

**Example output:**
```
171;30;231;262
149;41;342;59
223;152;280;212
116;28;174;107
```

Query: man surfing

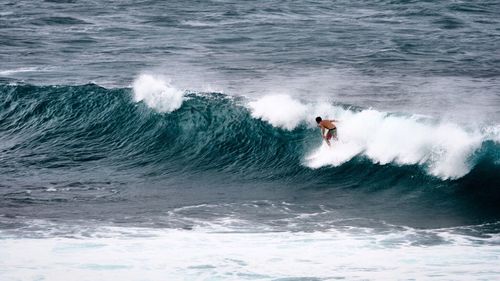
315;116;338;146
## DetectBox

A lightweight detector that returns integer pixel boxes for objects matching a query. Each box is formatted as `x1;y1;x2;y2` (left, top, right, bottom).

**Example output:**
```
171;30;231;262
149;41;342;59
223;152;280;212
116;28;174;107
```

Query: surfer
315;116;338;146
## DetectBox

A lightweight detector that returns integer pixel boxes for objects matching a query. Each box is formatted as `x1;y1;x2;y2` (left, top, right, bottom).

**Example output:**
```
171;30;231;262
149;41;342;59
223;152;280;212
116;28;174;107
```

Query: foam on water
248;95;309;130
485;125;500;143
1;223;499;281
0;67;45;76
132;74;184;113
247;94;497;179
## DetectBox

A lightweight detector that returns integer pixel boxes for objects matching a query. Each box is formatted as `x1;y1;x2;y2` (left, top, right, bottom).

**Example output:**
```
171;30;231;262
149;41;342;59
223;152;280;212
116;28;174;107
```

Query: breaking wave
0;82;498;187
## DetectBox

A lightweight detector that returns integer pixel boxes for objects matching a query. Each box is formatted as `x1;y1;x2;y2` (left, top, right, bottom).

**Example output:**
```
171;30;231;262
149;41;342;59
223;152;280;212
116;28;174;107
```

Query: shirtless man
315;116;338;146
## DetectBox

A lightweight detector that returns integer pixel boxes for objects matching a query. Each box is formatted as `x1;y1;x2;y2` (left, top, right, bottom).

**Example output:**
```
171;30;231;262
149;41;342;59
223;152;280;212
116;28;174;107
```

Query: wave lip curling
132;74;184;113
248;94;309;130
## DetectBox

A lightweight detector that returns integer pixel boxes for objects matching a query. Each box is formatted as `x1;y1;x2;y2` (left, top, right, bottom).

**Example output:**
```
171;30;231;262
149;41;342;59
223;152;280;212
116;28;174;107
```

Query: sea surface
1;0;500;280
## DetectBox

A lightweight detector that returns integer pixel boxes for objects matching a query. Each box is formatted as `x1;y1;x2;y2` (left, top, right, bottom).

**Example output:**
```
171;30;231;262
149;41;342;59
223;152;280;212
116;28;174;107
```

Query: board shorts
324;128;337;140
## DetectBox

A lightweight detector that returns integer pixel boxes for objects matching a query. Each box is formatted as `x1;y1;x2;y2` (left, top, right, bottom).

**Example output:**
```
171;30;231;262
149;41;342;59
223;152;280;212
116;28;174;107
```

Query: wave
248;93;498;180
0;80;498;187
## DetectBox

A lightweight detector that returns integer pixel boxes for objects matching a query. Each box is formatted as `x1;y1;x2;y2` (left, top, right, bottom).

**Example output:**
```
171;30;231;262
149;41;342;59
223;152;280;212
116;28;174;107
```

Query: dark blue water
1;1;500;279
2;0;500;121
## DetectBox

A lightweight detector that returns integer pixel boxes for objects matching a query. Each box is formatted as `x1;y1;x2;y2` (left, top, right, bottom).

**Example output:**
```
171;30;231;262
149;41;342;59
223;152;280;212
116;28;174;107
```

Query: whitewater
2;221;500;281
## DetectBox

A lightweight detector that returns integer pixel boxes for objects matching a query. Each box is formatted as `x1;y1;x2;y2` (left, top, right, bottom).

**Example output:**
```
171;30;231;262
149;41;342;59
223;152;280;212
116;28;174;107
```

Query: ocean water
1;0;500;280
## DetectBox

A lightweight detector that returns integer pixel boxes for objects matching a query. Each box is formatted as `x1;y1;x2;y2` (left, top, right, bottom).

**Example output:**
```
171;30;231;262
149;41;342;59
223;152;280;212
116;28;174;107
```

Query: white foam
247;94;489;179
0;67;41;75
1;225;499;281
248;94;309;130
484;125;500;143
132;74;184;113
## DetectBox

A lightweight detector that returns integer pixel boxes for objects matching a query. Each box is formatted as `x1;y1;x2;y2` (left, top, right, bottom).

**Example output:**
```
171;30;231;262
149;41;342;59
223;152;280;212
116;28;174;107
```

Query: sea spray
248;94;309;130
132;74;184;113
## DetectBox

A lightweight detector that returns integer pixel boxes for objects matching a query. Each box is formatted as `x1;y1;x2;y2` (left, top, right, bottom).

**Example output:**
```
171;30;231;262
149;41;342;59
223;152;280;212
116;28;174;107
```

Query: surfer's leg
325;130;332;146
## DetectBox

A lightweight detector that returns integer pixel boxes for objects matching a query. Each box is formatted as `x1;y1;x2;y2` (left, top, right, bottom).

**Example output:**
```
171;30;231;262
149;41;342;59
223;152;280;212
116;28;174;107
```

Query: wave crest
132;74;184;113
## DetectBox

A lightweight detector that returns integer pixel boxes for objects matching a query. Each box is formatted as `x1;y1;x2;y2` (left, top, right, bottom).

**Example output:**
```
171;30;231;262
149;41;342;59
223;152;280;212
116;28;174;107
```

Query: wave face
1;82;499;182
1;82;500;228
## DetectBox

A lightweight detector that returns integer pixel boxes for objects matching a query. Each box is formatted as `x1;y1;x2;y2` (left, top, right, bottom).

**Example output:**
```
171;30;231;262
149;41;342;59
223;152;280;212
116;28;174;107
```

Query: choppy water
1;0;500;280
